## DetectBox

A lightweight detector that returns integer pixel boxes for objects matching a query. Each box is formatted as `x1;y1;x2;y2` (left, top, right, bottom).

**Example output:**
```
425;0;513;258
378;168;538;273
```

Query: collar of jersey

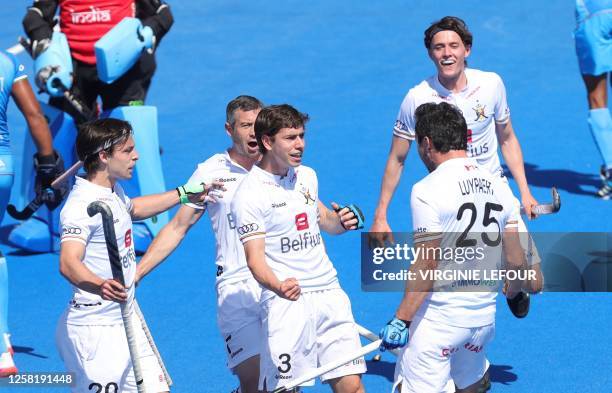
433;68;472;96
223;150;250;173
252;164;296;185
435;157;473;172
75;176;116;195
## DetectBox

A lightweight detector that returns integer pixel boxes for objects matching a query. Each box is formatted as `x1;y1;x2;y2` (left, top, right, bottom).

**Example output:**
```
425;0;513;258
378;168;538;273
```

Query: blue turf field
1;1;611;392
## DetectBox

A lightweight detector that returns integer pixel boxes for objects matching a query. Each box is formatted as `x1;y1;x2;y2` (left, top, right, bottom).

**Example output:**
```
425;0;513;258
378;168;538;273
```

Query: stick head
551;187;561;213
87;200;114;220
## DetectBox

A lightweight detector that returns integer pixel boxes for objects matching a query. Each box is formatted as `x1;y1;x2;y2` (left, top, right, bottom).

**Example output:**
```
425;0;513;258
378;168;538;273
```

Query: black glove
34;150;67;210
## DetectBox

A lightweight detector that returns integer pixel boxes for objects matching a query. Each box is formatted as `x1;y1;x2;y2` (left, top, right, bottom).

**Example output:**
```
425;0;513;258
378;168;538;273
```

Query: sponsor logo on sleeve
394;119;409;132
62;226;82;236
237;223;259;236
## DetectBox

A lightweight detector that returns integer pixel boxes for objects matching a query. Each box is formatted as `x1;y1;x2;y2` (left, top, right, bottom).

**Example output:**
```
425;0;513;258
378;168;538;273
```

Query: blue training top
0;51;27;153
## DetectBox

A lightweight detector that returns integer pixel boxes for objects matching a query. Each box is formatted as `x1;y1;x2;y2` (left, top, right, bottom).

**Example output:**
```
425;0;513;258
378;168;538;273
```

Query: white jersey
410;157;518;327
184;151;253;289
59;177;136;325
393;68;510;176
232;165;339;302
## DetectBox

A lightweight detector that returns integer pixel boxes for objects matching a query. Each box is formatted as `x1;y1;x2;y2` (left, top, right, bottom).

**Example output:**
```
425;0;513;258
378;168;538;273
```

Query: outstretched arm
130;181;224;221
136;204;204;282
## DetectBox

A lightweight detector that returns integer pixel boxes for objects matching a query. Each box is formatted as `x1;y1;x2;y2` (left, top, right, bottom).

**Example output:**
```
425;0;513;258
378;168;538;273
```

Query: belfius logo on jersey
280;231;322;253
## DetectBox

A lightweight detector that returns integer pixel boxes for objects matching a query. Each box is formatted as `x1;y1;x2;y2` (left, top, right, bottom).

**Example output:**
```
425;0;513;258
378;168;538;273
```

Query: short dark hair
226;95;264;126
76;118;133;173
414;102;467;153
254;104;309;154
424;16;473;50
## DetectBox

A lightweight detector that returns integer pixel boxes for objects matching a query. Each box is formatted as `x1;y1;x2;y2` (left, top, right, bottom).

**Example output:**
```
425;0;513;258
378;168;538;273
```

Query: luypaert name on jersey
458;177;494;196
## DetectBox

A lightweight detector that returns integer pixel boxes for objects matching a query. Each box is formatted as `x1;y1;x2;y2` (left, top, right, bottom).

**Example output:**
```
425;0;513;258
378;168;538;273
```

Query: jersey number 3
456;202;503;247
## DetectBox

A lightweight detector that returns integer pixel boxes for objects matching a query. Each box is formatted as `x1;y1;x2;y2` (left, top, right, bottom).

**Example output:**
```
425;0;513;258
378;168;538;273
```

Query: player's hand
379;317;409;351
98;279;128;302
521;192;539;220
34;150;68;210
331;202;365;231
276;278;301;301
367;218;395;249
177;181;226;205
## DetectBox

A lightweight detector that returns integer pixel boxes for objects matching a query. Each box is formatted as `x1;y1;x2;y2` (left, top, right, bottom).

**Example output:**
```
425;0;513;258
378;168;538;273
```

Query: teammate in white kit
369;16;539;318
57;118;214;392
136;95;264;393
232;104;367;392
379;102;540;393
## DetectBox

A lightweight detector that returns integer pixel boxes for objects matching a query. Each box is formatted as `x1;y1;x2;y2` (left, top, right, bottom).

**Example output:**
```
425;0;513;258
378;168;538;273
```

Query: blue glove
334;203;365;230
379;317;409;351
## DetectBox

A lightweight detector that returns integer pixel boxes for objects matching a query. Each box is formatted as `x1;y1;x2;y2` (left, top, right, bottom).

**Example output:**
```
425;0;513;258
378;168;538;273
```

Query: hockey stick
133;300;173;387
87;201;146;393
51;78;96;123
271;340;380;393
520;187;561;216
7;160;83;220
356;323;400;357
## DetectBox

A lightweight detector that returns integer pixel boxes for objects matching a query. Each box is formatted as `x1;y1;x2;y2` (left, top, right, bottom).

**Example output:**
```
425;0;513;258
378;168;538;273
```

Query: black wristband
37;152;56;165
398;318;411;328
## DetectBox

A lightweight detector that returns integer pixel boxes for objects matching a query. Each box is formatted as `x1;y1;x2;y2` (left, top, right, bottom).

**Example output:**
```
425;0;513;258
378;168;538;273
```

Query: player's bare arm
59;241;127;302
317;201;349;234
495;119;538;218
502;226;543;295
136;204;205;283
11;78;54;156
395;238;440;321
130;181;224;221
369;136;412;246
243;238;301;301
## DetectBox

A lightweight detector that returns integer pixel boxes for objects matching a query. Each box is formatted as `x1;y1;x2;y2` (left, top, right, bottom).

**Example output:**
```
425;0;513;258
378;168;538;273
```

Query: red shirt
60;0;135;64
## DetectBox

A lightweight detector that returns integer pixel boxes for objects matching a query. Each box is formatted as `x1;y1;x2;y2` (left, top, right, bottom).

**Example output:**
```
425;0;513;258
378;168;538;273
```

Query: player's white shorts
217;277;262;371
56;310;169;393
393;317;494;393
259;288;366;391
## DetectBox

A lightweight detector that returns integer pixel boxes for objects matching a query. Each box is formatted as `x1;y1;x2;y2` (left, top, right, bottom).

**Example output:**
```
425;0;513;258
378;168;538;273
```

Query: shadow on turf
365;360;517;385
502;163;600;196
13;346;47;359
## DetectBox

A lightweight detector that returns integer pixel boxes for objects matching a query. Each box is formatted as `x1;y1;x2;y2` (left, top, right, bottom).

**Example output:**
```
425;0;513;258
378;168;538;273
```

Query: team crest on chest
299;186;315;205
472;103;488;122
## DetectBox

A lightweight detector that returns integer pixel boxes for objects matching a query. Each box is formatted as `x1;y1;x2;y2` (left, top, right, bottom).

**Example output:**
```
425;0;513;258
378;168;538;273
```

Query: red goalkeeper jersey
59;0;135;64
